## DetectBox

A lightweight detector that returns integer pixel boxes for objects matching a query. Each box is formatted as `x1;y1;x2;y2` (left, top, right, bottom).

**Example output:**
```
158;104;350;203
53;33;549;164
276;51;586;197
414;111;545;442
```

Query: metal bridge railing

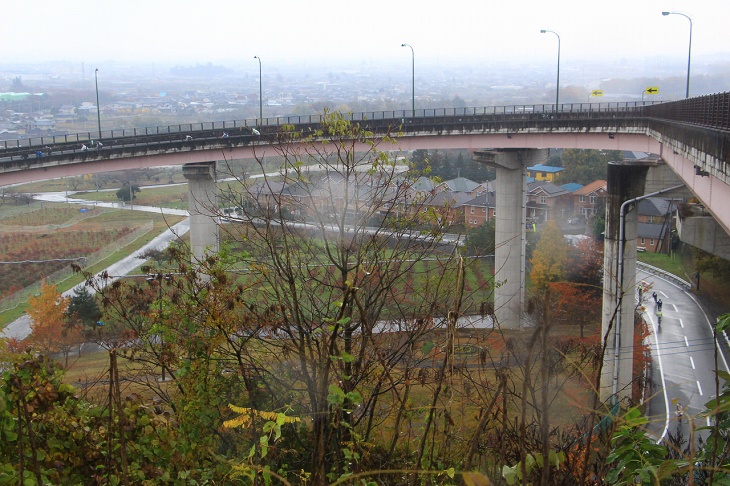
0;99;665;153
644;92;730;132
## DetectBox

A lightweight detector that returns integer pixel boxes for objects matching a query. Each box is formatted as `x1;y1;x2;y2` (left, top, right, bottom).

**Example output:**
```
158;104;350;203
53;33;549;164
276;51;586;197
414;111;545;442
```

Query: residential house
636;197;678;253
637;197;675;224
436;177;480;196
573;180;607;219
463;192;496;228
560;182;583;193
637;223;669;253
526;181;571;222
398;176;436;194
526;164;563;182
473;180;496;196
420;191;472;227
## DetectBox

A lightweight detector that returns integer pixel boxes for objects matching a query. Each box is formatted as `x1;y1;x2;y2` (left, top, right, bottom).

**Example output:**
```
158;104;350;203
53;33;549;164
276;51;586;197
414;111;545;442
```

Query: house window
590;195;596;204
470;207;475;214
640;237;645;244
650;239;655;246
579;195;586;202
541;172;547;178
540;196;547;204
482;207;486;212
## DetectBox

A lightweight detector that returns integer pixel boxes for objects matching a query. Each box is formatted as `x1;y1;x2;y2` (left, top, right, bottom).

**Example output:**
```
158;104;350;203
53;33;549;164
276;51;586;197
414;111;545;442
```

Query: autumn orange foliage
632;316;652;403
26;280;78;356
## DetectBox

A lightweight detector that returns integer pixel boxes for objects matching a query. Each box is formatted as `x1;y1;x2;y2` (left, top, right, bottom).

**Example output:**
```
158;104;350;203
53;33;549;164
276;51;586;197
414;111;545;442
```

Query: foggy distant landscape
1;54;729;139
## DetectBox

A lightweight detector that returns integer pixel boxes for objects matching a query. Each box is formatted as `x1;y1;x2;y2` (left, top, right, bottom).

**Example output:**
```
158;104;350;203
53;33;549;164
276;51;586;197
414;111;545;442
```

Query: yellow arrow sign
645;86;659;95
591;90;604;97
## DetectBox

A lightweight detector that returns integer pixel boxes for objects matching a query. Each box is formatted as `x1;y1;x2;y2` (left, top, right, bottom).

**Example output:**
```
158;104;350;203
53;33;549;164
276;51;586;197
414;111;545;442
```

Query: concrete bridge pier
601;162;650;404
182;162;219;264
474;149;548;329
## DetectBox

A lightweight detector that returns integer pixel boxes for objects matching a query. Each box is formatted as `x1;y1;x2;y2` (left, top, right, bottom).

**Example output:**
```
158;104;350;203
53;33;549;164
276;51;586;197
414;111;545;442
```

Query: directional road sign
645;86;659;95
591;90;604;97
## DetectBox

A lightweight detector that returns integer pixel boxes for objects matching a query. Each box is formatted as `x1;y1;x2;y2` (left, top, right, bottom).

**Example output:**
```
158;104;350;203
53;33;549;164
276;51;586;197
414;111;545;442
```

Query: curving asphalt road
640;269;730;443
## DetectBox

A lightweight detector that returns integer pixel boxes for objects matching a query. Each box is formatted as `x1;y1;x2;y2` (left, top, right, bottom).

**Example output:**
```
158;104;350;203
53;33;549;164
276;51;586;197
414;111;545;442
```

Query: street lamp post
540;30;561;109
254;56;262;123
662;11;692;99
94;68;101;140
401;43;415;116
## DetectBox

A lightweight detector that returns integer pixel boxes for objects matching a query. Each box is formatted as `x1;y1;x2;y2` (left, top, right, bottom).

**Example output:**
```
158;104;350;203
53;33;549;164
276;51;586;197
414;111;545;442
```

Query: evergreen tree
465;219;496;256
66;286;102;328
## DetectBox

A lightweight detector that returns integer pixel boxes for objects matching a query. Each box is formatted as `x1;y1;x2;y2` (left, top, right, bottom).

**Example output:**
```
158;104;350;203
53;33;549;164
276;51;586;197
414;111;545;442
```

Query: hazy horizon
4;0;728;72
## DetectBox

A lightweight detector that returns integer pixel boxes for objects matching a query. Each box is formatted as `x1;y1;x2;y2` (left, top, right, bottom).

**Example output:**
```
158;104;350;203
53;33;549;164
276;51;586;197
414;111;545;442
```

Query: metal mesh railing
644;92;730;131
0;100;664;152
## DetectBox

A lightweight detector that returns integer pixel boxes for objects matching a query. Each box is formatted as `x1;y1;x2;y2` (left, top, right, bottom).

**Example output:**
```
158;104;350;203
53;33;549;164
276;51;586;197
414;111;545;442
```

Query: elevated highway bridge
1;93;728;231
2;92;729;404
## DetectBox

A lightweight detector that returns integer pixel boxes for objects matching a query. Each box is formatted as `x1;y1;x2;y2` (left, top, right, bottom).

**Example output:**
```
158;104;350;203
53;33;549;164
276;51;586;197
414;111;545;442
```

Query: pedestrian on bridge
652;292;658;303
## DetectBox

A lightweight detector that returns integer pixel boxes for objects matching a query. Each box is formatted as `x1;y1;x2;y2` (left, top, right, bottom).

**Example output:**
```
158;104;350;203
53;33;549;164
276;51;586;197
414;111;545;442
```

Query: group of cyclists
652;291;664;326
638;282;665;328
640;284;688;426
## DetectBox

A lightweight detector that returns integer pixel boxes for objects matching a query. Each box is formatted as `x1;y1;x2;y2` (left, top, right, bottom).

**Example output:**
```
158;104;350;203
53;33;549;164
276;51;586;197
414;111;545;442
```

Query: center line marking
685;336;690;347
690;356;695;369
698;381;704;396
679;318;684;329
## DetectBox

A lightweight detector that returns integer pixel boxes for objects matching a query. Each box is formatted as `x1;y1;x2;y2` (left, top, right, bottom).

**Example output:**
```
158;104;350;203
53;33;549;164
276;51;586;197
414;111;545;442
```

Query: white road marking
685;336;690;347
690;356;695;369
686;292;730;373
647;311;671;444
698;381;704;396
679;318;684;329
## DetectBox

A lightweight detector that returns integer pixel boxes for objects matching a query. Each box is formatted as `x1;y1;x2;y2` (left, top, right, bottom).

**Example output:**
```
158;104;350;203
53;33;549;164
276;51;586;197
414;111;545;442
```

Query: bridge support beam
182;162;219;264
474;149;548;329
601;162;649;404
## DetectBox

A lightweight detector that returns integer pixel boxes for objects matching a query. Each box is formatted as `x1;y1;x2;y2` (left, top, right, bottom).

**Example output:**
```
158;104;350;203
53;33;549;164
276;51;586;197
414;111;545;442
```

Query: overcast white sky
3;0;727;69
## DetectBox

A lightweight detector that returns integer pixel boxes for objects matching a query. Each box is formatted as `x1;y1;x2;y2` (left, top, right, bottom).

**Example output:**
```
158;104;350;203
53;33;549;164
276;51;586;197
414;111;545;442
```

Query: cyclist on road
675;403;684;424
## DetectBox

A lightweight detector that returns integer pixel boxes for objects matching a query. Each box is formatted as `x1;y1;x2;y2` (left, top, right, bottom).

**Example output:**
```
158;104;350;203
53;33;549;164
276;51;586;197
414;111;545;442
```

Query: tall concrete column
474;149;548;329
601;162;649;404
182;162;219;263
